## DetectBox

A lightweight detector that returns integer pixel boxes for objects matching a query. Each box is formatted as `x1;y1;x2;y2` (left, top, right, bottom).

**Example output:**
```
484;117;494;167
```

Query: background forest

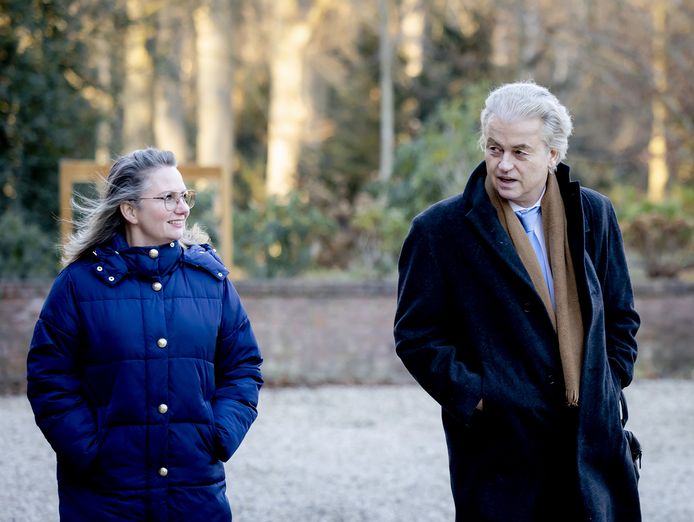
1;0;693;279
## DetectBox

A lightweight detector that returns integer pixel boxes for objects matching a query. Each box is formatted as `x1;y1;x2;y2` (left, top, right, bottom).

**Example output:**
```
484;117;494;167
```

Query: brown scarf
484;172;584;406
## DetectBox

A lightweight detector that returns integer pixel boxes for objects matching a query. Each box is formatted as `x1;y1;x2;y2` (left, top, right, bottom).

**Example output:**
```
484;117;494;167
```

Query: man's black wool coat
394;161;640;521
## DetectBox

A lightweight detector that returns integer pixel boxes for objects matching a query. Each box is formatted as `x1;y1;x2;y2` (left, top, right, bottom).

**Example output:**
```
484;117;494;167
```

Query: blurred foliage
0;208;58;279
298;24;383;271
619;188;694;279
187;185;220;247
1;1;693;281
0;0;97;232
233;65;271;210
234;192;337;278
405;6;494;120
298;12;492;275
352;87;487;275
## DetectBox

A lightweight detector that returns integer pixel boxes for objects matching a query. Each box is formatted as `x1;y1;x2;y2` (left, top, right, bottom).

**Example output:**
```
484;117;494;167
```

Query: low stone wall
235;280;407;386
629;280;694;379
1;278;693;394
0;281;48;394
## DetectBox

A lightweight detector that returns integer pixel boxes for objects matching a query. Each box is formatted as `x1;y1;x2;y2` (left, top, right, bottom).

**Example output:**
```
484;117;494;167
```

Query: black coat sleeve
394;217;482;425
584;191;640;389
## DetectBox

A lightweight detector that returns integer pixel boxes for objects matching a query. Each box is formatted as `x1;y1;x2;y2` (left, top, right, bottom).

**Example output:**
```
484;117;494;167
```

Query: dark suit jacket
394;161;640;521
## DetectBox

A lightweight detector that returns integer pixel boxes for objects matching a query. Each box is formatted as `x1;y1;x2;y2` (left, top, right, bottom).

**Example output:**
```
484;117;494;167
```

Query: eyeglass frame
137;190;196;211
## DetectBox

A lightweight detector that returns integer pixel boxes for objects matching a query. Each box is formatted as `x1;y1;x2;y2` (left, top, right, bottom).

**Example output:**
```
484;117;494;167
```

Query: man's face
484;115;558;208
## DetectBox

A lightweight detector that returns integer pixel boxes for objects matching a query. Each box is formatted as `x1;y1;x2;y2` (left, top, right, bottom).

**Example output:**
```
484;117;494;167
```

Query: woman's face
122;166;190;247
484;115;558;208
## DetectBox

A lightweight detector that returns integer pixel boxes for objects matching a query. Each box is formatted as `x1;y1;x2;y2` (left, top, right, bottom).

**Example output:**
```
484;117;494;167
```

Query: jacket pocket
85;406;109;473
201;400;222;460
194;422;219;461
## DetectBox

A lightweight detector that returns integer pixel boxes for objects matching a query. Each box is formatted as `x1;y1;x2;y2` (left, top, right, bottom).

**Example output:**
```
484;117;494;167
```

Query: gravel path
2;379;693;521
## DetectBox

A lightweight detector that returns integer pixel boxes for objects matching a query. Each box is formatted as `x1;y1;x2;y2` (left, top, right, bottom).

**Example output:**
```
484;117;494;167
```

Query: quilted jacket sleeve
212;279;263;462
26;269;100;472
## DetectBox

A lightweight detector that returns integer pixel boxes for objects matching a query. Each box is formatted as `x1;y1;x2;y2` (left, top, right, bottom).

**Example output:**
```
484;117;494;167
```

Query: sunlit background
1;1;693;520
1;0;692;280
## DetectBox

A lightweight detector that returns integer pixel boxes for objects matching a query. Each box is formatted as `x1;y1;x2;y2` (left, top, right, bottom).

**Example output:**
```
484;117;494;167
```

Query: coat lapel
460;163;538;292
555;164;594;326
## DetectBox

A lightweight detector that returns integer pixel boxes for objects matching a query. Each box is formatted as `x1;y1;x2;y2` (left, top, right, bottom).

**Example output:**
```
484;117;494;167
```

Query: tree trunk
647;1;669;203
400;0;425;79
194;0;234;263
265;0;311;198
519;1;541;73
490;2;514;68
154;5;189;162
378;0;395;182
94;28;113;163
122;0;154;151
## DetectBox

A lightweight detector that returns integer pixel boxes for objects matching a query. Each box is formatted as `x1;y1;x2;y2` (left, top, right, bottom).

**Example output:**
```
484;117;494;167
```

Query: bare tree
265;0;336;198
378;0;395;182
194;0;234;262
265;0;311;198
122;0;154;151
154;3;189;162
93;21;115;163
647;0;669;202
194;0;234;169
400;0;425;79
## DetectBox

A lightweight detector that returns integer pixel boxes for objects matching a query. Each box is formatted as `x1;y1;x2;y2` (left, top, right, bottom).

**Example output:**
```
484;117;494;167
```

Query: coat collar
90;233;228;286
182;244;229;281
553;162;588;274
461;161;533;286
461;160;585;295
91;234;182;285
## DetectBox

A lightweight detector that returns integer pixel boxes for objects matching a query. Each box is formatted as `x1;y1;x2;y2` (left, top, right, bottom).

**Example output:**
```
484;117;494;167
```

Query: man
394;82;640;521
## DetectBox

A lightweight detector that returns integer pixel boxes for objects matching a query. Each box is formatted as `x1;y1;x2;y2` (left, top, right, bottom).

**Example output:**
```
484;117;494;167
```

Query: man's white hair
479;81;573;164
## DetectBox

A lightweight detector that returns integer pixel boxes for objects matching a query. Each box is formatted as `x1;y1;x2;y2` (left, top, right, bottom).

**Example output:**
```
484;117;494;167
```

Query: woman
27;148;262;521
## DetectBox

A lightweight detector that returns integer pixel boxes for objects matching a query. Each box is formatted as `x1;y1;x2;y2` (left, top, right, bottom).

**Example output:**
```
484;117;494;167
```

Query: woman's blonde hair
61;147;209;265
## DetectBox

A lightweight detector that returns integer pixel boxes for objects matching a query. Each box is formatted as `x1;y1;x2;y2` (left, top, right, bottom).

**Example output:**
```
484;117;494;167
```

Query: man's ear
120;201;138;225
549;148;560;168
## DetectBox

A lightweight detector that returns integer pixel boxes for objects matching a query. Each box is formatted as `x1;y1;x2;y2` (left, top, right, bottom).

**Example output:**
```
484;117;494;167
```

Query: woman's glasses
139;190;196;211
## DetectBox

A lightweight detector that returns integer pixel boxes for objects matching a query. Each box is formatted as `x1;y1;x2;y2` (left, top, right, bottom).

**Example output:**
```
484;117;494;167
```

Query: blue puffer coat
27;234;263;521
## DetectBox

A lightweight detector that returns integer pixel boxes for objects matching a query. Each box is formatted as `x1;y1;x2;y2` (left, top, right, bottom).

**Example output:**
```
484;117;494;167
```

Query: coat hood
90;234;229;286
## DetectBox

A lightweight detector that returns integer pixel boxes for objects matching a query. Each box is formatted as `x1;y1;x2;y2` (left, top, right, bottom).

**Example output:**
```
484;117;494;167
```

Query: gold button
158;404;168;414
149;249;159;259
152;282;162;292
158;467;168;477
157;338;168;348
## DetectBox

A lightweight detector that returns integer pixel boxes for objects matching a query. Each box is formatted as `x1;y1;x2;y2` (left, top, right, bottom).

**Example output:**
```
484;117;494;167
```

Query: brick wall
2;278;693;394
0;281;47;394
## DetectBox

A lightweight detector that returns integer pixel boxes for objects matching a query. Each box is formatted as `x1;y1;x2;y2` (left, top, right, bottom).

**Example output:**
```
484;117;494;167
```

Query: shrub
353;88;487;275
234;192;337;278
620;196;694;279
0;208;59;279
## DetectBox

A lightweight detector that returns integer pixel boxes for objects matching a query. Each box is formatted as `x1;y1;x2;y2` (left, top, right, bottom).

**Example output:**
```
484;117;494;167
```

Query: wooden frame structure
59;160;232;264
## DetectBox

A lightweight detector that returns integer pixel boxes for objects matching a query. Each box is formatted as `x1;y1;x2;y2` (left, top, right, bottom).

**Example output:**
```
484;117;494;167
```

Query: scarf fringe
566;389;579;407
